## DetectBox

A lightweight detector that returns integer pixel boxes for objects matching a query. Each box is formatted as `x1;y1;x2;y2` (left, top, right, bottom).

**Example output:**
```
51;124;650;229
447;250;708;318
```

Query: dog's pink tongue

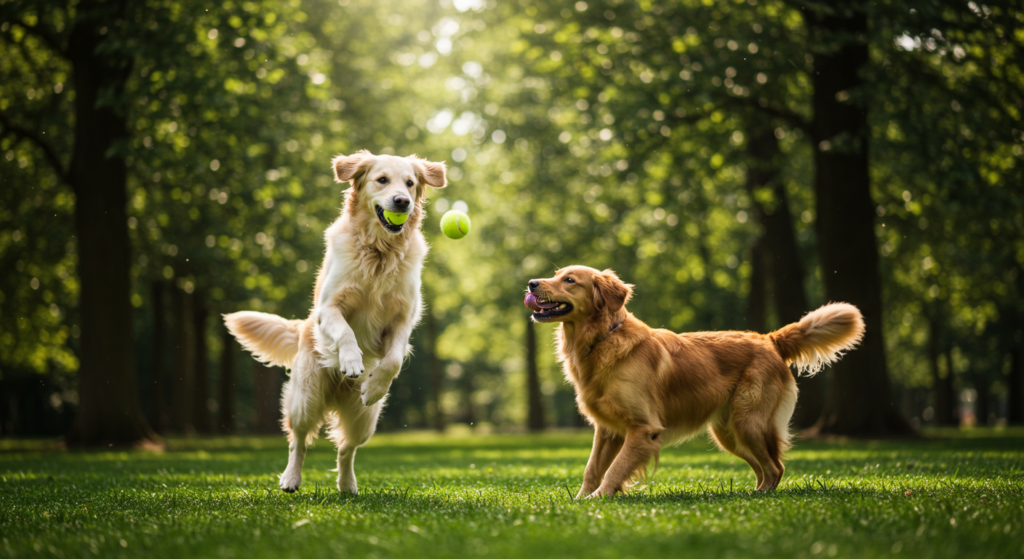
525;293;557;311
525;293;542;311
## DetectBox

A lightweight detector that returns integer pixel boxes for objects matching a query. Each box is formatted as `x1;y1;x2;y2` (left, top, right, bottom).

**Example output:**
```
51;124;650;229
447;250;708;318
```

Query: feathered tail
768;302;865;376
223;311;304;369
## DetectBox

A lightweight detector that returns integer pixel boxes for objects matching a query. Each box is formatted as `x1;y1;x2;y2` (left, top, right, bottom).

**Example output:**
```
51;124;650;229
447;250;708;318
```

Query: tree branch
15;21;66;56
0;1;68;57
724;96;811;133
0;110;70;184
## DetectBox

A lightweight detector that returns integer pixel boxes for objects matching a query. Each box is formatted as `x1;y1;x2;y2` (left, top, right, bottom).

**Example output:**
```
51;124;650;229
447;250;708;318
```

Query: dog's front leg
360;323;414;406
589;425;662;498
577;426;625;499
360;354;402;406
315;304;364;378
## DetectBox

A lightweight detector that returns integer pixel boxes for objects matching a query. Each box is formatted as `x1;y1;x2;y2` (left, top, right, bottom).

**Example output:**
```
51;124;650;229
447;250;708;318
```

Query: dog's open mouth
525;293;573;319
375;205;406;233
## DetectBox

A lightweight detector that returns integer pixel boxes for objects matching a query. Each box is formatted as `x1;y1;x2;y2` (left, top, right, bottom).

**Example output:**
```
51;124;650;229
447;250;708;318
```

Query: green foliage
1;0;1022;428
1;432;1023;557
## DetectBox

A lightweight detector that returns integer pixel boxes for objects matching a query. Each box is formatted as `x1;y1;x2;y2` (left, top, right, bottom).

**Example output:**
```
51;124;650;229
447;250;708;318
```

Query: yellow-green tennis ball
382;210;409;226
440;210;471;239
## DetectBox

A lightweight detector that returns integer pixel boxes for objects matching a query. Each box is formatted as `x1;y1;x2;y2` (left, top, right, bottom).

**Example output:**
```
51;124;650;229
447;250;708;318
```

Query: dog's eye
376;176;388;184
406;180;414;187
564;277;575;284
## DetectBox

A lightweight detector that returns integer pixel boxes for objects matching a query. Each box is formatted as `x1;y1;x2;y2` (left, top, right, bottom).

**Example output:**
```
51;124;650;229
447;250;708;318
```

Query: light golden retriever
224;150;446;493
525;266;864;496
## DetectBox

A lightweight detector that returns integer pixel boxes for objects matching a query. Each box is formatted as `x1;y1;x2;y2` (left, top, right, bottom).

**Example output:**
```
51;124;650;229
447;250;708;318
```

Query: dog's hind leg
708;420;763;490
732;390;791;490
330;392;384;494
279;363;326;493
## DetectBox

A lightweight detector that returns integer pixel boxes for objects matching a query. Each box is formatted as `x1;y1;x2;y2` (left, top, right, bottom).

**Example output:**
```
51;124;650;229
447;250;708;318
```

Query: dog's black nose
528;280;540;292
392;195;411;209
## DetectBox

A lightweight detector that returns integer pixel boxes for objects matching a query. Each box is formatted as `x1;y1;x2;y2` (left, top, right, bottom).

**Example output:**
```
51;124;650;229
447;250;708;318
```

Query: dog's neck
559;307;629;367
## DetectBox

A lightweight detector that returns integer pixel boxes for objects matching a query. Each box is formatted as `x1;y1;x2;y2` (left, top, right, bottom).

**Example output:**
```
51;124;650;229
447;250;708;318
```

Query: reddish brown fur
528;266;864;496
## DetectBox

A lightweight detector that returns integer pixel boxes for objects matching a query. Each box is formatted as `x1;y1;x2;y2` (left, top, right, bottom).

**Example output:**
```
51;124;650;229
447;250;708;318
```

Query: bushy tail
223;311;304;369
768;302;865;376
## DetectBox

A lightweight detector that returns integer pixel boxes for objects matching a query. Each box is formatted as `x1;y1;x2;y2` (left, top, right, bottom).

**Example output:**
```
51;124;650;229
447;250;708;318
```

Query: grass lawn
2;429;1022;558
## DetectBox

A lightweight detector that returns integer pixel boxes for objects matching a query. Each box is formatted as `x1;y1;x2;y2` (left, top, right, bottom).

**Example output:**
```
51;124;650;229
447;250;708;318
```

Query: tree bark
746;236;768;332
426;310;446;432
1009;344;1023;424
252;361;282;434
806;3;911;436
972;376;991;426
526;317;546;432
928;312;957;426
170;286;195;433
943;349;959;425
745;127;824;429
150;281;168;433
218;325;236;433
191;291;211;433
64;2;158;447
462;371;476;427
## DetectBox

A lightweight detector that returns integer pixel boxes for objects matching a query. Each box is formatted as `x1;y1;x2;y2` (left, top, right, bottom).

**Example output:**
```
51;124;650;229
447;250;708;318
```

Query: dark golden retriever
525;266;864;496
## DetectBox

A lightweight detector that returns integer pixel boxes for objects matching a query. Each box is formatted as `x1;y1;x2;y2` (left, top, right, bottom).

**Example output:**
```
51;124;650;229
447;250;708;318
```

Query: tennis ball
440;210;471;239
382;209;409;226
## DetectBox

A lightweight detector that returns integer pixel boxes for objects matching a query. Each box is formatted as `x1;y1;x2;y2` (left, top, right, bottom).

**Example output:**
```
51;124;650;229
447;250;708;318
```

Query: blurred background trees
1;0;1021;443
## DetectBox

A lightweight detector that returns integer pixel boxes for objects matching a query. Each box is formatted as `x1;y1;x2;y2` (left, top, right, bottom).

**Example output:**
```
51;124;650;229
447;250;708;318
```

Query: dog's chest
564;364;616;428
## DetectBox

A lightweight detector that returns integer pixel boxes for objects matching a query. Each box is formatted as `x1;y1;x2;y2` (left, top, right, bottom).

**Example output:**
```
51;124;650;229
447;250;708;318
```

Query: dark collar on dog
584;320;622;357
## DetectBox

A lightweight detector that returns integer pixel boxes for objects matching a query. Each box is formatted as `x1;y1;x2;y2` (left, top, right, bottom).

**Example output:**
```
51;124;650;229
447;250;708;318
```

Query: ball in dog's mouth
375;205;407;233
524;292;573;320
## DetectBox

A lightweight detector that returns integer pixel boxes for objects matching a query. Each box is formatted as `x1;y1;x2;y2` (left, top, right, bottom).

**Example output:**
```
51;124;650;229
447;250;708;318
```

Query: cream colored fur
223;151;446;494
770;302;865;376
223;311;304;368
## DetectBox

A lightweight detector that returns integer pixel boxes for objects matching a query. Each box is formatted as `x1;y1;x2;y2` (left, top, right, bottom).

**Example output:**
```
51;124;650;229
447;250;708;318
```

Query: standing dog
525;266;864;497
224;151;446;493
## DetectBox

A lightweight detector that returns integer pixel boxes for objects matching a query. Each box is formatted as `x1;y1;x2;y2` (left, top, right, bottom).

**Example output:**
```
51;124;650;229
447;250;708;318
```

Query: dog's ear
332;150;374;184
592;269;633;313
408;155;447;188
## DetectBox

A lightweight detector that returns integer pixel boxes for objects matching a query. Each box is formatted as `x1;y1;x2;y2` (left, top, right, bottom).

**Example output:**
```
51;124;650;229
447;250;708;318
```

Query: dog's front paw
330;333;363;378
587;486;620;499
280;468;302;493
336;473;358;495
360;376;391;406
338;351;364;379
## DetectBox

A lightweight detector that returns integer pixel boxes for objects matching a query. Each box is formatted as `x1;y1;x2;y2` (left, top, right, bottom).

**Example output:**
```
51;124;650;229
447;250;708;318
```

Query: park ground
1;428;1022;559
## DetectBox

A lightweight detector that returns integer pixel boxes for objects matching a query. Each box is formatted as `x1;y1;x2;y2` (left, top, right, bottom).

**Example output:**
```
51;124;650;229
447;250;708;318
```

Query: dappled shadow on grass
2;430;1022;493
2;431;1023;559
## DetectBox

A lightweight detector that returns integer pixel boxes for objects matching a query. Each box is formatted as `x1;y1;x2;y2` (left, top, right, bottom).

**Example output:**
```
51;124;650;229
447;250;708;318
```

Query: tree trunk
747;236;768;332
150;281;168;433
463;371;476;427
1009;344;1023;424
746;127;824;429
170;286;195;433
218;325;236;433
973;376;991;426
252;361;282;434
191;291;211;433
928;312;957;426
806;3;910;436
426;309;446;432
64;3;158;447
943;349;960;425
526;317;546;432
